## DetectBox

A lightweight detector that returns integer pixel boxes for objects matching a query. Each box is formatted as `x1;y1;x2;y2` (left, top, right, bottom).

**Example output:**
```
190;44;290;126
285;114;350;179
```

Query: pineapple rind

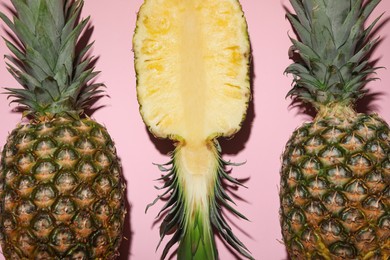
280;110;390;259
0;116;126;259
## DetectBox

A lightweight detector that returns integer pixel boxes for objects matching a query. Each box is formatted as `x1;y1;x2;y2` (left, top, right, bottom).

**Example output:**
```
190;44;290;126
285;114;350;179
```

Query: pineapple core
134;0;250;142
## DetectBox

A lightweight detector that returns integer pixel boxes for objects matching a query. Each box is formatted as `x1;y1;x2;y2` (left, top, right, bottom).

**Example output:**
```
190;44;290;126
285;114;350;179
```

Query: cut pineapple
133;0;252;259
134;0;250;141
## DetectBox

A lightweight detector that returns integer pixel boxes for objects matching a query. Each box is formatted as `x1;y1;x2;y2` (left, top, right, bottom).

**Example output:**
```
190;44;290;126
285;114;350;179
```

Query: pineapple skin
280;107;390;259
0;115;126;259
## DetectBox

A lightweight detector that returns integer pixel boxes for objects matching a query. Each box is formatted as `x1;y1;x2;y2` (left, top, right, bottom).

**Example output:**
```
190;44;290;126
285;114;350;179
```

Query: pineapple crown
285;0;382;108
0;0;103;118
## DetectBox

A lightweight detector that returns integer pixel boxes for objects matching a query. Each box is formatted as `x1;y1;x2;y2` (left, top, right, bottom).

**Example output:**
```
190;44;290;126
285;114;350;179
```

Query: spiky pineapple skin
0;116;126;259
280;108;390;259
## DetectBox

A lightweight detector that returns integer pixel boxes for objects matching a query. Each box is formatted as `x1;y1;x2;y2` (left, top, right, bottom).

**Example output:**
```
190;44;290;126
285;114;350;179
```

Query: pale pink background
1;1;390;259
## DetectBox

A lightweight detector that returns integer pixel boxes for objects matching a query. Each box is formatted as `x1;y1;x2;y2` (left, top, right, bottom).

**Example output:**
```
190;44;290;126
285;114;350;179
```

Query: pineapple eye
362;195;385;217
94;151;112;169
54;126;78;144
283;166;302;187
33;159;58;182
291;185;310;206
66;245;88;259
291;128;310;145
33;184;58;208
321;127;344;143
33;138;57;157
55;147;79;169
329;242;357;259
340;208;365;232
365;140;386;161
326;165;352;187
346;154;372;176
15;133;36;151
54;171;79;194
93;175;114;196
344;179;369;203
76;138;96;155
3;146;17;163
280;193;293;208
287;208;306;233
354;123;376;140
31;213;55;237
304;135;325;153
17;175;36;197
340;134;364;151
4;168;19;187
2;213;17;233
17;231;35;252
364;171;386;192
109;188;124;209
90;127;110;144
322;191;347;214
109;215;123;233
36;122;54;135
52;197;76;215
382;158;390;172
377;129;390;141
90;231;109;248
34;248;55;259
378;214;390;230
319;218;343;236
300;157;321;177
288;146;305;164
77;159;98;182
94;200;113;225
307;177;328;198
318;146;344;166
304;201;326;217
3;190;19;212
72;120;92;132
289;239;304;258
365;170;383;182
16;152;36;174
16;199;36;215
356;227;376;245
50;226;75;251
300;227;318;248
74;184;97;208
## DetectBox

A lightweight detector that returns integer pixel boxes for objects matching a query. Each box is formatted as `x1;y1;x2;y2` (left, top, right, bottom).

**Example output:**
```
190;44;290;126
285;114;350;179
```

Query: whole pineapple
280;0;390;259
0;0;126;258
133;0;252;259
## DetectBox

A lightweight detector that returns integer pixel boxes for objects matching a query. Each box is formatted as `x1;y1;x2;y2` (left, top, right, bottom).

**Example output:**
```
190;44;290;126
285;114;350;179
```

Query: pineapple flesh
0;0;126;259
280;0;390;259
133;0;252;259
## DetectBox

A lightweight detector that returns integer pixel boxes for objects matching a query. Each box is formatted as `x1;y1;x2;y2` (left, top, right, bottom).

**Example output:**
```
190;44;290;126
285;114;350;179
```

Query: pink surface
1;1;390;259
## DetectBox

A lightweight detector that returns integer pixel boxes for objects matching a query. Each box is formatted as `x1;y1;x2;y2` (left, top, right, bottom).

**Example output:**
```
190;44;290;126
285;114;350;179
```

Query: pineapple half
133;0;252;259
0;0;126;259
280;0;390;259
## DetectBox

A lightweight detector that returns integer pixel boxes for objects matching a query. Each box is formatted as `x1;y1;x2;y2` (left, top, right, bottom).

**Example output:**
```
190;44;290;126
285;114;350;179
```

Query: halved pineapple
133;0;252;259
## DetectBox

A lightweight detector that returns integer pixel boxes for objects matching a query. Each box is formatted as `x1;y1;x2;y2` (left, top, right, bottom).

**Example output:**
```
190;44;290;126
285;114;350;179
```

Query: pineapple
133;0;252;259
0;0;126;259
280;0;390;259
